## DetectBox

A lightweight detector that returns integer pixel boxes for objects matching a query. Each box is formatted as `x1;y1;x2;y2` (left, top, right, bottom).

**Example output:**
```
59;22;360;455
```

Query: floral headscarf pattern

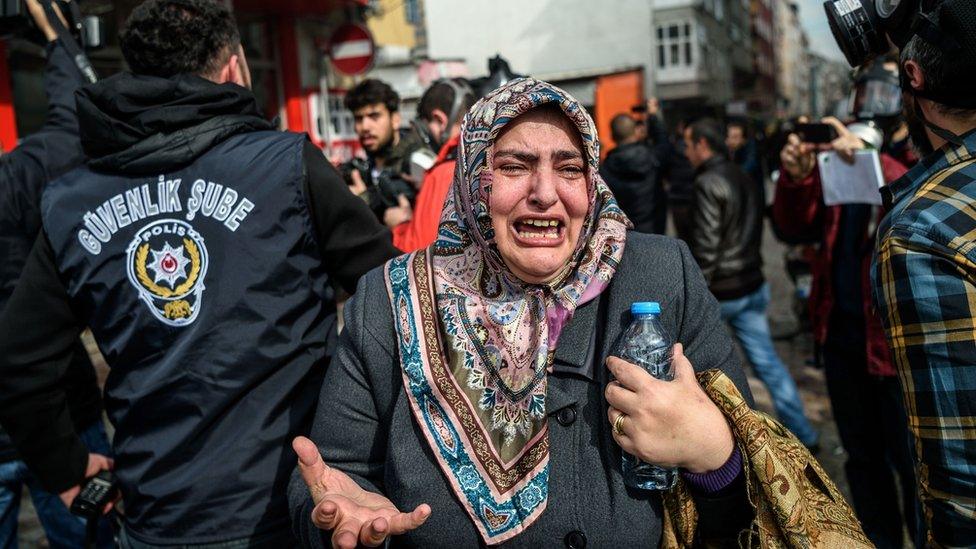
385;78;629;544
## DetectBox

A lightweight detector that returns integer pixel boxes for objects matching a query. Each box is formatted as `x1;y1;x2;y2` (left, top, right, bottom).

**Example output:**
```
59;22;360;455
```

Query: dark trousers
670;201;693;243
823;335;924;548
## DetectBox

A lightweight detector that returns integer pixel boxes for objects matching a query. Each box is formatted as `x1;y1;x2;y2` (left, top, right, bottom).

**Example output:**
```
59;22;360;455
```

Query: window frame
655;20;696;71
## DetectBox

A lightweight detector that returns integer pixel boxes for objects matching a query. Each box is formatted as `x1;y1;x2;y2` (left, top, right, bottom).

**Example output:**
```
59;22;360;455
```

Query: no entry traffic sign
327;23;375;76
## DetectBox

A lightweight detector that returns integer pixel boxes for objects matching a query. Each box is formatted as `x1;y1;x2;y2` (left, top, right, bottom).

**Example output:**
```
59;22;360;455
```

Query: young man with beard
341;79;430;224
773;57;922;547
871;2;976;545
0;0;397;546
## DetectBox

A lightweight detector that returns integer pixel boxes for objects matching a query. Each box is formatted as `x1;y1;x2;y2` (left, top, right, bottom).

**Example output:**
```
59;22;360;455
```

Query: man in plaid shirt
872;5;976;545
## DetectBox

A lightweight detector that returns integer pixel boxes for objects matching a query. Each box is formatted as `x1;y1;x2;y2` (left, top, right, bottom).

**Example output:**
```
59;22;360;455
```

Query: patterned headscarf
385;78;629;544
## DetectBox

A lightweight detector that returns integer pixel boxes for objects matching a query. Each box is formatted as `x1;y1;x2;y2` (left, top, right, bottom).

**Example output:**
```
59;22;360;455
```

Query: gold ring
612;412;626;436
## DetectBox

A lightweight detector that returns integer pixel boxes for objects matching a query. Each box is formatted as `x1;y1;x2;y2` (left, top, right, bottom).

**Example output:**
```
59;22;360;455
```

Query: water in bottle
613;301;678;490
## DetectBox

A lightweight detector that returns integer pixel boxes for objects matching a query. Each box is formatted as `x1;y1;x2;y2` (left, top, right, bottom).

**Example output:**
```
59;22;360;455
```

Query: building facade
422;0;654;152
807;52;852;120
741;0;777;118
773;0;810;117
651;0;753;124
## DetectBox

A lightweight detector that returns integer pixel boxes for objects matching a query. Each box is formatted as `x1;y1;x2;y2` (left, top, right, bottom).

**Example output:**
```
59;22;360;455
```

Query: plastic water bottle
613;302;678;490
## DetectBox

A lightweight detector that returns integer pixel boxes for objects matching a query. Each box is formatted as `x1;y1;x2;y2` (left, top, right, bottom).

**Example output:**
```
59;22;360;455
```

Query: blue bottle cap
631;302;661;315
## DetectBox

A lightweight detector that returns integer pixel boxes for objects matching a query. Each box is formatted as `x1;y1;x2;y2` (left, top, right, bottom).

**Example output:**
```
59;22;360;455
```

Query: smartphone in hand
795;123;839;144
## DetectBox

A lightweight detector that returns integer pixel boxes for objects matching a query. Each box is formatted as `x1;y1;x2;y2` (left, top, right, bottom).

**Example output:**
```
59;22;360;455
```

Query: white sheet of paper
817;150;885;206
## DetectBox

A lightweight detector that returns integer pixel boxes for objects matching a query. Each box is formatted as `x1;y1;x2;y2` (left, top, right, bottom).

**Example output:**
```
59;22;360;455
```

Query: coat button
564;530;587;549
556;407;577;426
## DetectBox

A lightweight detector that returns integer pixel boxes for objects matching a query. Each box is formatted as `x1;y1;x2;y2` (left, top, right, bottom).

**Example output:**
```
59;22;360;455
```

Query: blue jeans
0;421;114;549
719;284;819;446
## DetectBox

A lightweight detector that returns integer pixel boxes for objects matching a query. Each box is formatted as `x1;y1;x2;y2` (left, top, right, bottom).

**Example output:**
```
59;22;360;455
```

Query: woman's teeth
517;219;561;239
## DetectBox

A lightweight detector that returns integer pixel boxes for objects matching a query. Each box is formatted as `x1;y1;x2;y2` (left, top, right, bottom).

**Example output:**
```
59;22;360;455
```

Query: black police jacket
0;40;101;464
688;156;765;301
0;72;397;544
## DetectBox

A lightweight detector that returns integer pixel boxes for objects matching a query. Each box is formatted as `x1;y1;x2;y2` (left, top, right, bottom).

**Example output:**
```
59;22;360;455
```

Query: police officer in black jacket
0;1;397;546
0;1;112;546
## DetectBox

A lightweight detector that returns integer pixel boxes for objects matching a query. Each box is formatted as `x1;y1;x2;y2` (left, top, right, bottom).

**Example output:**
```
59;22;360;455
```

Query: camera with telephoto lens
340;157;371;189
0;0;104;49
340;158;417;214
373;169;416;209
825;0;963;67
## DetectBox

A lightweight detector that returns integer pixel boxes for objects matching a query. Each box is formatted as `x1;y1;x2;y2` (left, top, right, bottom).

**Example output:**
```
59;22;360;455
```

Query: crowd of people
1;0;975;547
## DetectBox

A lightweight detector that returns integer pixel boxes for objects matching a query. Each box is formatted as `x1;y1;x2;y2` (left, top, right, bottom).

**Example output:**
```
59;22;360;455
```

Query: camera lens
824;0;889;67
875;0;902;18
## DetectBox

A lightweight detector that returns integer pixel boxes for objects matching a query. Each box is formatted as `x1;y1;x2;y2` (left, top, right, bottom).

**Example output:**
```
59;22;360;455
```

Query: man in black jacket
0;1;111;546
683;119;818;450
341;79;430;224
0;1;397;546
599;99;668;234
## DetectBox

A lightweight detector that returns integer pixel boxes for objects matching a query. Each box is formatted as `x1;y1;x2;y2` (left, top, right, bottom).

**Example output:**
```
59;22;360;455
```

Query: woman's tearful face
489;107;590;285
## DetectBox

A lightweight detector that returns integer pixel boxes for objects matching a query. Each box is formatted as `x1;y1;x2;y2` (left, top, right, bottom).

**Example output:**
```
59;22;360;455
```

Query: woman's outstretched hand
293;436;431;548
605;343;735;474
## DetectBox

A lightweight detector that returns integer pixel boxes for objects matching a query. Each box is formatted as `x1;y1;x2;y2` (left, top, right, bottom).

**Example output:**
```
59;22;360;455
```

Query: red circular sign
327;23;375;76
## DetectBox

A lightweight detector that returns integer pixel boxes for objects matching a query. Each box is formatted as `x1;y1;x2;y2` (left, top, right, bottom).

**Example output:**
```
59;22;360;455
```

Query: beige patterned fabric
661;369;872;548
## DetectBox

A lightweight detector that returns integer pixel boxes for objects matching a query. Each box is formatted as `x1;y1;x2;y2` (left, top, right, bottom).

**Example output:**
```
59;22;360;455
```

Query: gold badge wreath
135;238;202;298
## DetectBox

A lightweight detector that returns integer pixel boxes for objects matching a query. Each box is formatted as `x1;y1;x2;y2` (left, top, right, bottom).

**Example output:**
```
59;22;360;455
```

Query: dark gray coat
289;233;753;547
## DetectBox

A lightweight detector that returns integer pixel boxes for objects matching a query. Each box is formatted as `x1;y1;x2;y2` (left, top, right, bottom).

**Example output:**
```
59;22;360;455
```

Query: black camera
0;0;104;49
341;158;417;217
824;0;961;67
374;169;416;210
340;157;370;189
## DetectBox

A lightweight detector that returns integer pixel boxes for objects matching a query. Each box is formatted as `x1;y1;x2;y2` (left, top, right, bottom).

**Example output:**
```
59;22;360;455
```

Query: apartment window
657;22;694;69
404;0;421;25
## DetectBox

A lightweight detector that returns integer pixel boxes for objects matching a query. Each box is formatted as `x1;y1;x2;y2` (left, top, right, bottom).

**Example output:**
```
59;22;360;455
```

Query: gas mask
849;61;903;140
826;0;976;150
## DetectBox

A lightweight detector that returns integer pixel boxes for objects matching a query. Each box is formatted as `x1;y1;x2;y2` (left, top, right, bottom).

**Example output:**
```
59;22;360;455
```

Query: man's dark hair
610;114;637;143
120;0;241;78
689;118;728;156
417;79;475;124
902;34;976;119
344;79;400;114
727;119;749;138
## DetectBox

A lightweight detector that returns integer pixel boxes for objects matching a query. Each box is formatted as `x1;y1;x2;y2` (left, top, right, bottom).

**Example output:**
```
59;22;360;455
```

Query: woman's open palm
293;437;431;548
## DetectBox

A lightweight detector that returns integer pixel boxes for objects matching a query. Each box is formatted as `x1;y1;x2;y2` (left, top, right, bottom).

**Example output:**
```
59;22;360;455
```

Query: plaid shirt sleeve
875;224;976;546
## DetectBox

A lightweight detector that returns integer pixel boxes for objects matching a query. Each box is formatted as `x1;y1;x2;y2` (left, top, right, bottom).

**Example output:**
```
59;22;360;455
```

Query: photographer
866;2;976;545
341;78;431;226
772;60;921;543
386;78;474;252
0;1;111;546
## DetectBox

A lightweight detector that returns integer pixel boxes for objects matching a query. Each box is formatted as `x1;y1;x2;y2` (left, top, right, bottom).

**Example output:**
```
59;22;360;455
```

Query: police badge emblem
126;219;209;326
